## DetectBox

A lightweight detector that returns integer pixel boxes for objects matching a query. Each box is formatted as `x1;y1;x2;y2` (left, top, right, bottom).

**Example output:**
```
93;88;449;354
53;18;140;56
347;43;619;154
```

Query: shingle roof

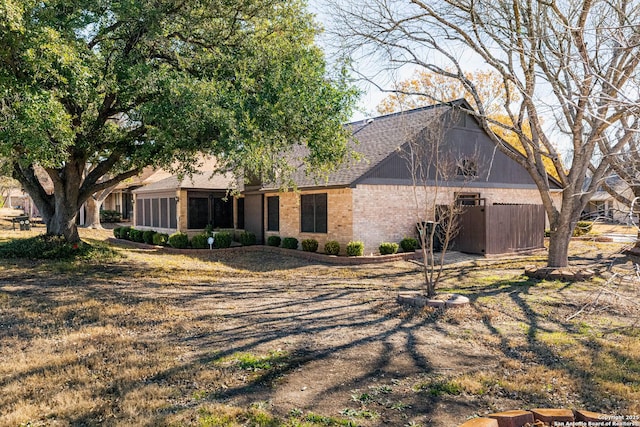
132;170;237;193
264;101;454;189
132;157;238;193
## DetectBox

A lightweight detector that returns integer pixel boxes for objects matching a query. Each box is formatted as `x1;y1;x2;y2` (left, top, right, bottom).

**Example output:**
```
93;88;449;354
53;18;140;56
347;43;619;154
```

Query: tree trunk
84;197;103;229
47;198;81;243
547;228;572;268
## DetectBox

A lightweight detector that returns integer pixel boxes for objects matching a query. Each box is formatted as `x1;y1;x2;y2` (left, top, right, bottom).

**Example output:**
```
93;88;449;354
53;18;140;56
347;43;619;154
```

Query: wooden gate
455;204;545;255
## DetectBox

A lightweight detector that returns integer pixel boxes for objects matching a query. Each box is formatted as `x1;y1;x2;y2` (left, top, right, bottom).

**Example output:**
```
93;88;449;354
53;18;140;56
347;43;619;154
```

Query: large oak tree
329;0;640;268
0;0;357;242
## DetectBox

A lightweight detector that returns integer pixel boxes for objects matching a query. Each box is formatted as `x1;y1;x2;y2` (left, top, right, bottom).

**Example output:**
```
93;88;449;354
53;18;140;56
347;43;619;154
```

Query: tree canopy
0;0;357;241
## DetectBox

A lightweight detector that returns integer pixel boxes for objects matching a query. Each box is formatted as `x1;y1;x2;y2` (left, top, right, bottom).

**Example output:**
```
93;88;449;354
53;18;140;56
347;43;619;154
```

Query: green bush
324;240;340;255
153;233;169;246
267;235;281;247
239;231;256;246
119;226;132;240
130;229;144;243
0;235;119;261
346;241;364;256
573;221;593;237
301;238;319;252
113;227;122;238
191;233;209;249
282;237;299;250
214;231;233;249
100;209;122;223
400;237;419;252
142;230;156;244
168;232;189;249
379;242;399;255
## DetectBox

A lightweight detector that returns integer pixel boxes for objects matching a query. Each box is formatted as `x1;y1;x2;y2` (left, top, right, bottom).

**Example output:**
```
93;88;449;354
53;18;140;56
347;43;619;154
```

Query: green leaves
1;0;357;240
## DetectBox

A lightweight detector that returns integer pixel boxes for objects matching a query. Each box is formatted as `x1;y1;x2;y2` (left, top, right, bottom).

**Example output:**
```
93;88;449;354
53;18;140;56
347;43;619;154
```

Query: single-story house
131;100;562;254
132;160;242;236
247;100;562;254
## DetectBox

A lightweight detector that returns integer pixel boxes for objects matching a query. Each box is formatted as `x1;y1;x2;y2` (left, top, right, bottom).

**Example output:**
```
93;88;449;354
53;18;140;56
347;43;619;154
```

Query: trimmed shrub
400;237;419;252
379;242;399;255
239;231;257;246
143;230;156;244
0;235;118;261
119;226;132;240
100;209;122;223
168;232;189;249
573;221;593;237
301;238;319;252
130;229;144;243
324;240;340;255
346;241;364;257
267;235;281;247
214;231;233;249
153;233;169;246
113;227;122;238
282;237;299;250
191;233;209;249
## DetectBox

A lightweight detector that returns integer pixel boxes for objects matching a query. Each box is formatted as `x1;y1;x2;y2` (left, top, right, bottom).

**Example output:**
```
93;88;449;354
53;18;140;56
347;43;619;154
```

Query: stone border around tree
524;265;597;281
458;408;613;427
397;291;470;308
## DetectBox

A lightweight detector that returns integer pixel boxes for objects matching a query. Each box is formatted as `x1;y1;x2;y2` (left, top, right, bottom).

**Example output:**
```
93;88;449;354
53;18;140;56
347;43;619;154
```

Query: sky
306;0;406;122
306;0;481;123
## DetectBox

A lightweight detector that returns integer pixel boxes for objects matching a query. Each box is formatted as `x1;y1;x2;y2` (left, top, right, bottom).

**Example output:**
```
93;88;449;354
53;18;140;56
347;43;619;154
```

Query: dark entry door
123;193;133;220
213;197;234;228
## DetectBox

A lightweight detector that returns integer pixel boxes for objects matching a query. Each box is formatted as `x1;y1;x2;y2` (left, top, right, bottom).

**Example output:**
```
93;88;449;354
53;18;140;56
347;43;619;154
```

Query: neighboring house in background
583;175;636;224
245;100;563;254
5;188;39;217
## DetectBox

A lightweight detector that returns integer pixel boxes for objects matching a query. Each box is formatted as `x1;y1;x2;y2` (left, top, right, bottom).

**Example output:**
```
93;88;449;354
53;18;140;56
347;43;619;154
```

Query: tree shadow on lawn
462;274;639;414
1;251;637;425
0;260;485;426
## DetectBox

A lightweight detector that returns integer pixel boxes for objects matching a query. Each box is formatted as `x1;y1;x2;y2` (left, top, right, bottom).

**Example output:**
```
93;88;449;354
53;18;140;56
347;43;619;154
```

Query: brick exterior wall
264;188;354;254
177;189;189;234
352;184;553;254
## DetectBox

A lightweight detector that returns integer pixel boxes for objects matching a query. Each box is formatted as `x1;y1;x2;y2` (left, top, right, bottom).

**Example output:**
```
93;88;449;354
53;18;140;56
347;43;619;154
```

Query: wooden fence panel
455;204;544;255
455;206;486;254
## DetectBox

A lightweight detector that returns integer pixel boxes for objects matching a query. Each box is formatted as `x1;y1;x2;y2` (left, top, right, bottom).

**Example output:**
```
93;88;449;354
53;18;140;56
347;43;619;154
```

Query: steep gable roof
263;99;561;190
264;101;455;189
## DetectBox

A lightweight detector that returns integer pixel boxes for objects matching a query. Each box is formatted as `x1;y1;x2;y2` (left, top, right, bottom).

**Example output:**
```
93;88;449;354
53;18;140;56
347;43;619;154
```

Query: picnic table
11;215;31;231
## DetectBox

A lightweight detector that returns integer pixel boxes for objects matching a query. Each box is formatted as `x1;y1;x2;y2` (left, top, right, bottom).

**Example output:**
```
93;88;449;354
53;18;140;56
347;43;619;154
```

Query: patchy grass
0;225;638;426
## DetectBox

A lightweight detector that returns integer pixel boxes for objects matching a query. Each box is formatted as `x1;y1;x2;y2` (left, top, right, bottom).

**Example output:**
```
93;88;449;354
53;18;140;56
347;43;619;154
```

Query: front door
187;193;234;230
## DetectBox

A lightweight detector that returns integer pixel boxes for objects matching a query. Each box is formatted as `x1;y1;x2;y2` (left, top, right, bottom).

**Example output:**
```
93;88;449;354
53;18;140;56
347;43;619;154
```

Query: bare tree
401;109;478;297
328;0;640;268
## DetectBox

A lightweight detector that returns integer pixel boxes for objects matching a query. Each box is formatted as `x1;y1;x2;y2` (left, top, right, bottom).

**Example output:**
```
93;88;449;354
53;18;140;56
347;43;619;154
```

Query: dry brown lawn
0;220;639;426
